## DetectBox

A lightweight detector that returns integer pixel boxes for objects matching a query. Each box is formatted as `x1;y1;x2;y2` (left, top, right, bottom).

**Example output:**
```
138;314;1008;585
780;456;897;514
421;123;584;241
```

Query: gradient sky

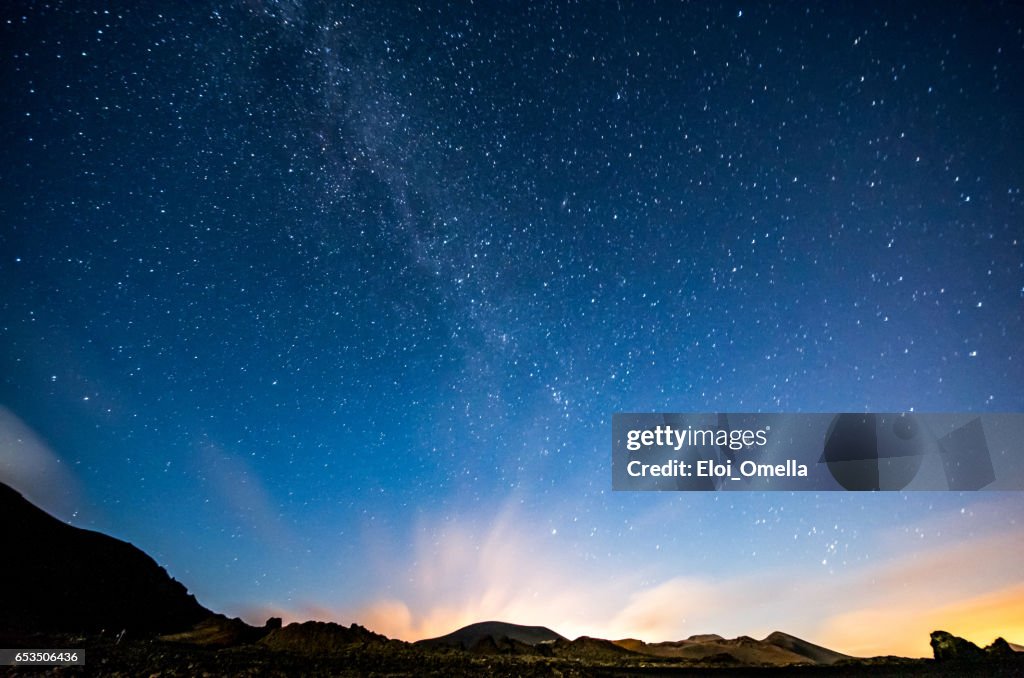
2;0;1023;658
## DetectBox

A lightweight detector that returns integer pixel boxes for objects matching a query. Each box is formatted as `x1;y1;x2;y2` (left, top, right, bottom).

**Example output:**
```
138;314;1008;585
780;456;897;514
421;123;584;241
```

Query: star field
1;1;1022;656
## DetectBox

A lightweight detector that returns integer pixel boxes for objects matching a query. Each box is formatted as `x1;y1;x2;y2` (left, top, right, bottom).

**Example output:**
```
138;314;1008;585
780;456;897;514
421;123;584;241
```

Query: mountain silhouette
612;630;851;666
417;621;566;649
0;481;211;634
421;622;854;667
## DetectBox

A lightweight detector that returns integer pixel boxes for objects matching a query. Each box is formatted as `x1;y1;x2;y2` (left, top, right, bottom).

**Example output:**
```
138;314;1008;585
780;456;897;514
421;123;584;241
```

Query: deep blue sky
1;1;1022;656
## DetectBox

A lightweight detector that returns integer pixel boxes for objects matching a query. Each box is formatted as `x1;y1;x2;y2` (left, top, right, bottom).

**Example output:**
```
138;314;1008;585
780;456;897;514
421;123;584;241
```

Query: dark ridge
258;620;389;654
465;635;541;656
0;481;211;634
160;614;278;648
552;635;643;661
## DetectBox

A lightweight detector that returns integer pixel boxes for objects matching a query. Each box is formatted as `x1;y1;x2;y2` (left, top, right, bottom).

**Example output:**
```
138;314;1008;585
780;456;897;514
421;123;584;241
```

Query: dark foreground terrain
2;629;1023;677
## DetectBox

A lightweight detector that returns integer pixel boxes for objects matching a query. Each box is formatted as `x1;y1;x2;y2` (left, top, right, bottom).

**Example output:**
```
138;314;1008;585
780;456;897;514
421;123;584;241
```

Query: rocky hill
417;621;566;650
612;631;849;666
0;481;211;634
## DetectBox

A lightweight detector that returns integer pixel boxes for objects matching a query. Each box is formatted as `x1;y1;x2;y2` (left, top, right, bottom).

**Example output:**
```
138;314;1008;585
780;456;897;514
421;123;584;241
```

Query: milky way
1;1;1022;656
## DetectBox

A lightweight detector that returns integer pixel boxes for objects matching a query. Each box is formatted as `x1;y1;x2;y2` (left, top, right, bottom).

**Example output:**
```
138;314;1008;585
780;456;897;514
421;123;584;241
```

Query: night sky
2;1;1023;657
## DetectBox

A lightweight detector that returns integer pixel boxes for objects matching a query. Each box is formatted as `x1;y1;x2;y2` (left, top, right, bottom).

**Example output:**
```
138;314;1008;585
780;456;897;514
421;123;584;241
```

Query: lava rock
930;630;986;661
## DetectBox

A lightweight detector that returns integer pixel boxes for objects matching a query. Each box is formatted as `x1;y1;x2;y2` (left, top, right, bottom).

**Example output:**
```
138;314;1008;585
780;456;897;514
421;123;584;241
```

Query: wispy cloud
349;502;632;641
196;440;295;550
0;405;80;519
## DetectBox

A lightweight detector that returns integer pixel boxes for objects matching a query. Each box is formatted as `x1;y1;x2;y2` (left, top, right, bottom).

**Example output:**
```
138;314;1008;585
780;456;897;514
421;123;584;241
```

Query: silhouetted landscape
0;482;211;636
1;482;1022;676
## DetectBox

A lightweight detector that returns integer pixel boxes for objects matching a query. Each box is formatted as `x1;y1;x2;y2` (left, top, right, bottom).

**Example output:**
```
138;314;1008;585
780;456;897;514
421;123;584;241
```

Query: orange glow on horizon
819;582;1024;658
232;506;1023;657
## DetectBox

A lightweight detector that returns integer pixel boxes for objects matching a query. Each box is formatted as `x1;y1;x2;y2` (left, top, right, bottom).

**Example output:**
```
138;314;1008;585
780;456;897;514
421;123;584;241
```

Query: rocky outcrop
931;630;1022;661
930;630;986;661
